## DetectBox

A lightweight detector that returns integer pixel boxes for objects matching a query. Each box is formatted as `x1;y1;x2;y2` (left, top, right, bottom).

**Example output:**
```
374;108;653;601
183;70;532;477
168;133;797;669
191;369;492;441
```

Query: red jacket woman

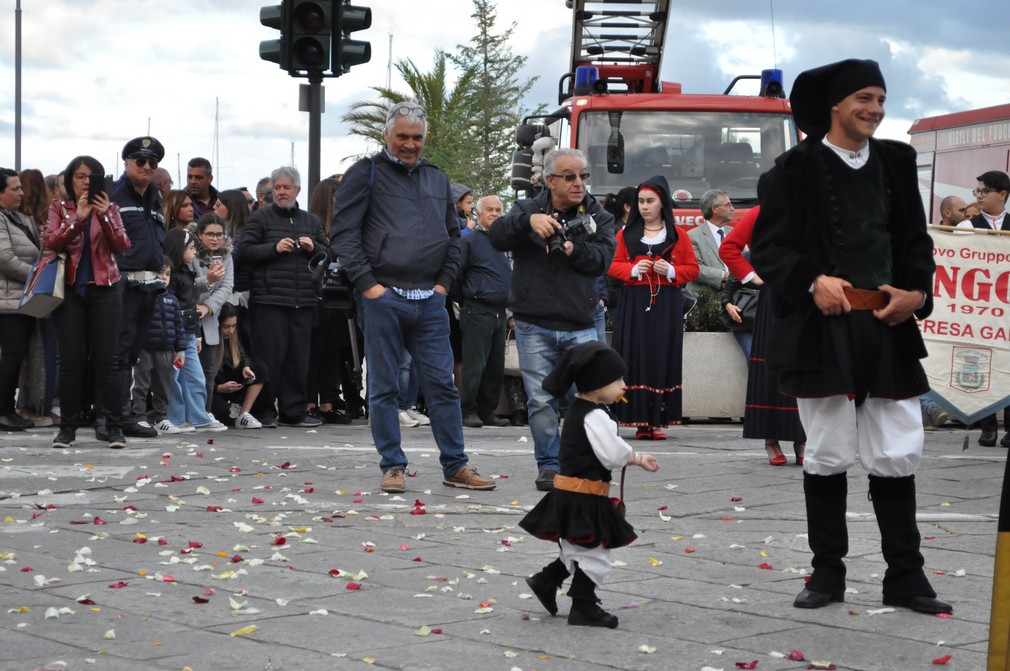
607;175;699;439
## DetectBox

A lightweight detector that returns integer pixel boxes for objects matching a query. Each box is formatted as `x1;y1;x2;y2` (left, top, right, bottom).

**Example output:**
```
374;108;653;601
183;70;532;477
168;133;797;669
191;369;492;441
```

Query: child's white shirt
584;408;634;470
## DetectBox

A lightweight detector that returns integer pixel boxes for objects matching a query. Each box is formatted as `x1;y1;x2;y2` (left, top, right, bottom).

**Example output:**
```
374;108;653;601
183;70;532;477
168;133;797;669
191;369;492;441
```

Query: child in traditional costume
520;341;659;628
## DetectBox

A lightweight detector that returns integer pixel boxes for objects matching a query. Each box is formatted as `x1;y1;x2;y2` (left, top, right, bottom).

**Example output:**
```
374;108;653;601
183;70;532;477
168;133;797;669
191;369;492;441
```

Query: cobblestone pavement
0;420;998;670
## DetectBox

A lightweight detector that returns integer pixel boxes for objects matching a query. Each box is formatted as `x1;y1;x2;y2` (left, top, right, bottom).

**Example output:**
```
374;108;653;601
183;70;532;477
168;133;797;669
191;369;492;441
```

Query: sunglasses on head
132;157;158;169
387;103;426;120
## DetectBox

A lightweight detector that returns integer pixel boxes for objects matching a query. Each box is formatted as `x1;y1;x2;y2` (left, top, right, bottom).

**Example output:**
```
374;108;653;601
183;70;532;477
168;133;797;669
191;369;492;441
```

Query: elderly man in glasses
957;170;1010;446
489;148;617;491
331;101;496;495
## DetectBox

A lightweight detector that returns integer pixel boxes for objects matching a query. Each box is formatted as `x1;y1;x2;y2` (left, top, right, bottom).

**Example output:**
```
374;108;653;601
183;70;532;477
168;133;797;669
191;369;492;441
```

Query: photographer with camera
489;148;616;491
240;166;328;429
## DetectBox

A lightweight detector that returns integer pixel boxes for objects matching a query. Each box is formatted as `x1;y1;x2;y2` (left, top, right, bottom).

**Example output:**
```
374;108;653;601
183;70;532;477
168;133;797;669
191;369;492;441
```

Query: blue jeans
594;303;607;344
732;330;753;358
359;290;467;477
398;350;420;411
168;333;213;426
514;319;600;471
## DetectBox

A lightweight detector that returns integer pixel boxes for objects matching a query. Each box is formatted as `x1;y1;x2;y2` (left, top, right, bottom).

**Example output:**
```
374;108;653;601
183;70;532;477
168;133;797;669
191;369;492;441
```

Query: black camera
319;260;354;310
546;213;597;262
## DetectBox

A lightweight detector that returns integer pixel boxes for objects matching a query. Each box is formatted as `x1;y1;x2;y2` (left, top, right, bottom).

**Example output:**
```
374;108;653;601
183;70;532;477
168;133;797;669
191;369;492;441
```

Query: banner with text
921;226;1010;424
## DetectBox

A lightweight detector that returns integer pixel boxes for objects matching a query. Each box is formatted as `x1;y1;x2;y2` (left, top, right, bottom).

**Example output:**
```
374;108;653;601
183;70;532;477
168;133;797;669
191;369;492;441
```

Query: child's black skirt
519;490;637;549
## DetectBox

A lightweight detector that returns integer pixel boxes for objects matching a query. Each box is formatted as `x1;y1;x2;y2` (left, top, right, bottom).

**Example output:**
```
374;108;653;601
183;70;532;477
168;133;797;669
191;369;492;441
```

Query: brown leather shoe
380;467;406;493
443;465;496;490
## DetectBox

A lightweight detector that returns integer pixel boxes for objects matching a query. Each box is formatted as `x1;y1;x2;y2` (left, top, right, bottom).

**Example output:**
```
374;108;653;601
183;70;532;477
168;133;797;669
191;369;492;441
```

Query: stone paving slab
0;422;1003;670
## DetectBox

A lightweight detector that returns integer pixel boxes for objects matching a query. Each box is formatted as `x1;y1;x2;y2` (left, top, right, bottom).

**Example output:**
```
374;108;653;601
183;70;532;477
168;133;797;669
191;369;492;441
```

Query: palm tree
341;50;475;172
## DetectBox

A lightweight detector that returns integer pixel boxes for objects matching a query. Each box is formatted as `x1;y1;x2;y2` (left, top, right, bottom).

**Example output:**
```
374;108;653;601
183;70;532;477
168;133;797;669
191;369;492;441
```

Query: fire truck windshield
576;110;797;207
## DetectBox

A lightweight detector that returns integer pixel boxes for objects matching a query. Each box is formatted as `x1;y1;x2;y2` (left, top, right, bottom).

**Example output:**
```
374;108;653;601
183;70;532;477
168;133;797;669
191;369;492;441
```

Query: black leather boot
794;472;848;608
567;564;618;628
869;474;952;614
525;558;569;616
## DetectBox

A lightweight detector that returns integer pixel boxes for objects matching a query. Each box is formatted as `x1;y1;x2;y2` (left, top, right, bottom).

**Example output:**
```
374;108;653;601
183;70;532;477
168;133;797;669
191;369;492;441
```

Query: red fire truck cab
510;0;799;227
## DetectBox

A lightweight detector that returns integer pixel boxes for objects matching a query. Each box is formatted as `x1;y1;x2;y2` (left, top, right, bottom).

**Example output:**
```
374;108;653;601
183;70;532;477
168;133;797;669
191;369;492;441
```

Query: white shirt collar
822;136;870;169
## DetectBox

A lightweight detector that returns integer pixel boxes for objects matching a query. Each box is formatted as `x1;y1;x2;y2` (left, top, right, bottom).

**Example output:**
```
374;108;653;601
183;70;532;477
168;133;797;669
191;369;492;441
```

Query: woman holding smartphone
44;156;131;448
192;213;233;412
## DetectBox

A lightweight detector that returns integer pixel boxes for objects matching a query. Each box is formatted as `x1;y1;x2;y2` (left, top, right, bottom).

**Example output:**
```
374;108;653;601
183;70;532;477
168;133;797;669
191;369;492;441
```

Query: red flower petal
252;498;264;504
132;537;147;544
192;596;210;604
657;505;668;510
93;517;107;525
108;581;129;589
936;612;953;619
735;662;759;669
412;557;423;562
157;538;170;546
302;487;314;494
271;536;286;546
684;547;695;553
731;497;743;502
188;541;203;548
328;569;341;576
758;562;773;570
20;567;32;572
932;654;953;665
231;555;243;563
206;506;223;512
77;597;96;605
278;461;292;469
787;650;806;661
346;581;361;590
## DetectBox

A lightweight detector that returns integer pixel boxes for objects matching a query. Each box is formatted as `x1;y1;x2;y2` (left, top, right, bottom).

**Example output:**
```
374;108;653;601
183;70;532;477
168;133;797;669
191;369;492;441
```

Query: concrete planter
682;331;747;420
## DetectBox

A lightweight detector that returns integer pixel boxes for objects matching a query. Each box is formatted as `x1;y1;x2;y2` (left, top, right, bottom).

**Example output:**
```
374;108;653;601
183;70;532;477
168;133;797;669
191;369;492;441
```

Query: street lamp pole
15;0;22;170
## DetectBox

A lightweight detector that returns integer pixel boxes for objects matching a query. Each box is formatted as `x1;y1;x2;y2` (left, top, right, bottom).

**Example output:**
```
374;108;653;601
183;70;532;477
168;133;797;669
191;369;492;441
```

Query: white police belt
125;270;160;283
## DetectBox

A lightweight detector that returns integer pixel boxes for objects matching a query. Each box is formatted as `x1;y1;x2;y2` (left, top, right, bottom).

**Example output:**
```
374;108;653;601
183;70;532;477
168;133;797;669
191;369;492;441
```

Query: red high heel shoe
793;442;806;466
650;428;667;440
765;442;787;466
635;428;653;440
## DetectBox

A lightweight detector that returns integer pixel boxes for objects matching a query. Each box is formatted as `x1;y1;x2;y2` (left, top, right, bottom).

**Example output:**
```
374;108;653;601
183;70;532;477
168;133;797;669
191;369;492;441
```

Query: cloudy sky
1;0;1008;195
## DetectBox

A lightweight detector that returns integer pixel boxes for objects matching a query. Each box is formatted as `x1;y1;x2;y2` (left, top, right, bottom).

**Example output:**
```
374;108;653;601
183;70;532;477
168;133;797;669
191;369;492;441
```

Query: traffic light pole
306;73;323;200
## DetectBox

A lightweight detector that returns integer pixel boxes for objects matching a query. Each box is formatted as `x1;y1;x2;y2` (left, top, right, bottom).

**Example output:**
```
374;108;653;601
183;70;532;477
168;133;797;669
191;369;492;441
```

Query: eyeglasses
387;103;426;120
550;172;591;183
133;157;158;169
973;188;1000;197
201;232;225;239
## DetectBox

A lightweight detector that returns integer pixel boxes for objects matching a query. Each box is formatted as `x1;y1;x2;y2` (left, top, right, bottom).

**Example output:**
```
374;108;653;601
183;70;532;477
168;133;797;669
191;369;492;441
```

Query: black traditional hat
790;59;886;139
543;342;627;396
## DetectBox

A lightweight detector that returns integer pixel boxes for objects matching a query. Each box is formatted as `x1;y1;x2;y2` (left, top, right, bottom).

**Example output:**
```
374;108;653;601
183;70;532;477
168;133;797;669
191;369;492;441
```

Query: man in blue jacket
330;101;495;494
457;195;511;428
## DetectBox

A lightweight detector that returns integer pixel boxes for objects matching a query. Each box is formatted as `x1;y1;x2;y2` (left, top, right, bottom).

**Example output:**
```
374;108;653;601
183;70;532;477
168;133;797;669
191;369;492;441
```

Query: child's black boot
567;564;618;628
525;558;569;615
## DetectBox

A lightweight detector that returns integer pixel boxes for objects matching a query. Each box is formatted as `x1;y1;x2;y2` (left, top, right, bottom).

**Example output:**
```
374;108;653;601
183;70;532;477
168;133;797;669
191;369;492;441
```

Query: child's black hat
543;342;627;396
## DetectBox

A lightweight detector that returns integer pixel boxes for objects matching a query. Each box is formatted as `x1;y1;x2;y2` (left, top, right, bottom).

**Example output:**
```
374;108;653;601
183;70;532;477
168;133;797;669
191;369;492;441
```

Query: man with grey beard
240;166;328;429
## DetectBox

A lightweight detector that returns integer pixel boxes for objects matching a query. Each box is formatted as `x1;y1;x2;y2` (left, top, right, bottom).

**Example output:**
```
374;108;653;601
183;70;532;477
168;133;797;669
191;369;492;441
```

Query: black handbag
718;287;759;332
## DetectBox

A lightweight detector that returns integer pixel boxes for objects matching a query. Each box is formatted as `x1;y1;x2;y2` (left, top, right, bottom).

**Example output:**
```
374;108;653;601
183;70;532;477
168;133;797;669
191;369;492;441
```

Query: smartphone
87;174;105;204
211;255;223;264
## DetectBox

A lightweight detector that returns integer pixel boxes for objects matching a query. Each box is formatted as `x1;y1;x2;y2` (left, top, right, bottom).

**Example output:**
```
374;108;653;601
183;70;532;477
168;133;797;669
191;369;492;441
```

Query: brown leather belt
843;287;888;311
552;474;611;497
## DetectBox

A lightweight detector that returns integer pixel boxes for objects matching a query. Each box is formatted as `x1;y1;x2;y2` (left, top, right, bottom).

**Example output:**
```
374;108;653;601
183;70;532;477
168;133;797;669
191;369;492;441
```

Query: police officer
105;136;167;439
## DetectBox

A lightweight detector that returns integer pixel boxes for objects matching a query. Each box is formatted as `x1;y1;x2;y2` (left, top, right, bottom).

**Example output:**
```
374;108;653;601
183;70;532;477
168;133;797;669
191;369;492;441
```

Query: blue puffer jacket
110;178;165;273
144;290;187;353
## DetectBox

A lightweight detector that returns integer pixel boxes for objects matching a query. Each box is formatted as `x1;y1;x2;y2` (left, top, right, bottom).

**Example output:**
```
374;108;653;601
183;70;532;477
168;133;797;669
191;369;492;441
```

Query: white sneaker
177;422;196;433
194;420;228;432
398;409;420;428
156;420;184;434
236;412;262;429
406;408;430;426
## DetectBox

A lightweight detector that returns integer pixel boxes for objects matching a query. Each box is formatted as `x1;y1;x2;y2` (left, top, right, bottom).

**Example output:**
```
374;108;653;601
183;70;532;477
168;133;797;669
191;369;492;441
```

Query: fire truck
510;0;800;226
908;103;1010;224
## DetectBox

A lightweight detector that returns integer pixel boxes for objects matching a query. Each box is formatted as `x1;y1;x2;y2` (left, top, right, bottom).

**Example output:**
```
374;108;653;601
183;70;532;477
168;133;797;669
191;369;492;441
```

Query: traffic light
290;0;334;72
333;1;371;75
259;3;288;70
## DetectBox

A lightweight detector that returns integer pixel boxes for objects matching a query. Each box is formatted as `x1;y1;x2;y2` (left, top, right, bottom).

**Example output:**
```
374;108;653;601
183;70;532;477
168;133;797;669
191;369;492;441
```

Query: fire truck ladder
568;0;670;93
